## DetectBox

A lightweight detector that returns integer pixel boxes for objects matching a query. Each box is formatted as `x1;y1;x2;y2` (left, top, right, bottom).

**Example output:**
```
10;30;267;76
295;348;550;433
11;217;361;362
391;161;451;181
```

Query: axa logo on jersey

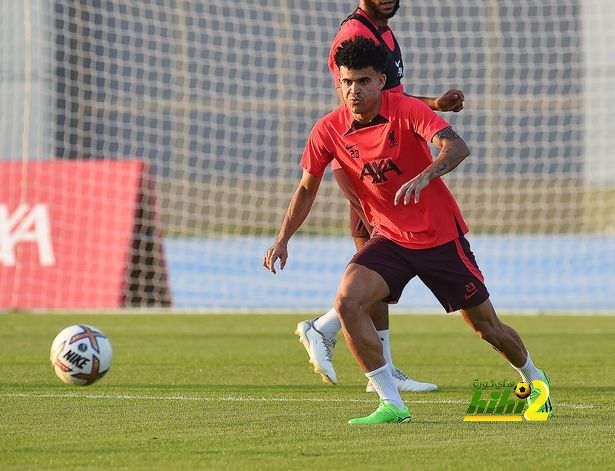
360;158;403;184
0;204;55;266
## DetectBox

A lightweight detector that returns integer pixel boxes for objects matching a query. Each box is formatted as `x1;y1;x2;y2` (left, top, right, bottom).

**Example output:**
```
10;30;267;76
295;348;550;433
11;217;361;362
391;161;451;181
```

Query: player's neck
358;7;389;27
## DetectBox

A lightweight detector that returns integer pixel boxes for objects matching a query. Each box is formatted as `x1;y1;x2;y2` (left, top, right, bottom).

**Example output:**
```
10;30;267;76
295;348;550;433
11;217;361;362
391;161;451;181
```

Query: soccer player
296;0;464;392
264;37;553;424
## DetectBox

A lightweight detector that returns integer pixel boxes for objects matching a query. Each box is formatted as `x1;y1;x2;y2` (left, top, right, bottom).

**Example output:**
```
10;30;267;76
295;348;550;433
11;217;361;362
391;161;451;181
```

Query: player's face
360;0;400;20
339;66;386;118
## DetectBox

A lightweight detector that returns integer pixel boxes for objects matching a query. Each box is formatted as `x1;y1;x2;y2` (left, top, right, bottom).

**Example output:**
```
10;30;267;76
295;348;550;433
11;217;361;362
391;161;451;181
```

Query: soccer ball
50;324;112;386
514;381;531;399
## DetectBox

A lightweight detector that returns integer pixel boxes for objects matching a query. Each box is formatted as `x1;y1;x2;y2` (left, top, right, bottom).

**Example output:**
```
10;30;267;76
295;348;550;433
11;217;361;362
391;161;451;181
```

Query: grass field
1;313;614;470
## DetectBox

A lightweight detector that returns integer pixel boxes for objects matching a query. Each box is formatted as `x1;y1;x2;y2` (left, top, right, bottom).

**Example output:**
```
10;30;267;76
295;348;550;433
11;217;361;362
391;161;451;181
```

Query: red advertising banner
0;160;171;309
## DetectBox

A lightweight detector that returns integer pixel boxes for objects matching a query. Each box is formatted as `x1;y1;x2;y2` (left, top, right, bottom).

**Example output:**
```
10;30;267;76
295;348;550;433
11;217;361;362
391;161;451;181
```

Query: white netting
1;0;614;311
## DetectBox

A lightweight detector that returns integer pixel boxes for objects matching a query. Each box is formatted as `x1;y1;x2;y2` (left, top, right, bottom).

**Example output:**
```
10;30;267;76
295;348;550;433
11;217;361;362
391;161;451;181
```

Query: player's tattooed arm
394;126;470;205
427;127;463;177
433;161;448;176
433;126;460;142
428;127;465;177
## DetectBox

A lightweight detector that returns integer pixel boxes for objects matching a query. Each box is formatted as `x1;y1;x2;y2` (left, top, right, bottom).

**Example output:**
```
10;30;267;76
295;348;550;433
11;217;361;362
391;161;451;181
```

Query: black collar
347;114;389;134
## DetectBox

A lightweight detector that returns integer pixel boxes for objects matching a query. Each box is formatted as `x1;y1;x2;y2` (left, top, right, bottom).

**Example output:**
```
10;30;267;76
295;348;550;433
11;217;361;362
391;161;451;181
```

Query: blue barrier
165;235;614;312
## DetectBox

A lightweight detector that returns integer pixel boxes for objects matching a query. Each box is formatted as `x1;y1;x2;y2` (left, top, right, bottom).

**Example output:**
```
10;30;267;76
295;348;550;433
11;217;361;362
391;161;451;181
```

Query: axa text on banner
0;160;171;309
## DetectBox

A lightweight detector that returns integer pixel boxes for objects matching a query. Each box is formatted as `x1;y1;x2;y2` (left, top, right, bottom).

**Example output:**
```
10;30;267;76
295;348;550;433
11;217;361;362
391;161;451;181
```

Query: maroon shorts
350;234;490;312
333;167;372;239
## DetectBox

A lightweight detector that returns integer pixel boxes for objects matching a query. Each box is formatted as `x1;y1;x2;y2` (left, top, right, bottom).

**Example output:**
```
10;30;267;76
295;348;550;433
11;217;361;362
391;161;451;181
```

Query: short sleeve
404;98;451;143
300;121;334;177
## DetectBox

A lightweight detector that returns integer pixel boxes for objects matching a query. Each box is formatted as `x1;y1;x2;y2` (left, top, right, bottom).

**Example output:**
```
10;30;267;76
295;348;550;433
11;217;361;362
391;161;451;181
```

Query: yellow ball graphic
514;381;531;399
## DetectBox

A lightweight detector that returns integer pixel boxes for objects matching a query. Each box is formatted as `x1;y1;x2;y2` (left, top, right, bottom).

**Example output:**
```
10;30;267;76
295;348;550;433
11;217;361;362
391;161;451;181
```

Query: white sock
513;350;542;383
365;364;405;409
312;308;341;338
377;329;394;371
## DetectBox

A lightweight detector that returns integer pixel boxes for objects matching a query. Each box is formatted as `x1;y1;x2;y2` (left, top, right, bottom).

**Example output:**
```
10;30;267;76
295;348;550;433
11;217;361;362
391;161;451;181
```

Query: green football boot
528;368;554;417
348;400;411;424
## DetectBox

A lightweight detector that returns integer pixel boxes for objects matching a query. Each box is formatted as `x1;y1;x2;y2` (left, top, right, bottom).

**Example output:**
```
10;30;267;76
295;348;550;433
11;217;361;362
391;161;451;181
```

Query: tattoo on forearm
435;127;459;141
434;162;448;176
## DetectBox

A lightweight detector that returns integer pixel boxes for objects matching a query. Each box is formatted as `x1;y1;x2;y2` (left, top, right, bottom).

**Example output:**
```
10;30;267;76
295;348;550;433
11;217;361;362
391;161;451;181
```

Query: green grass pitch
1;313;614;470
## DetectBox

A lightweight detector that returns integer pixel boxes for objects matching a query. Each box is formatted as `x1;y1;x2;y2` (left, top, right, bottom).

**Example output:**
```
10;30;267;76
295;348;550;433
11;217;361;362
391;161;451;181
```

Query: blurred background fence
1;1;614;311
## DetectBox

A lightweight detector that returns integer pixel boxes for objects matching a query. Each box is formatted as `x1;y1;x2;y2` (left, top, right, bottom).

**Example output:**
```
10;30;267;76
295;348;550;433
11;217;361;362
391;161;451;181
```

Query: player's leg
335;263;410;424
297;243;436;389
335;263;389;372
344;196;434;390
460;299;553;416
340;235;415;423
347;199;436;392
297;297;435;390
459;298;526;365
417;234;552;416
365;298;438;392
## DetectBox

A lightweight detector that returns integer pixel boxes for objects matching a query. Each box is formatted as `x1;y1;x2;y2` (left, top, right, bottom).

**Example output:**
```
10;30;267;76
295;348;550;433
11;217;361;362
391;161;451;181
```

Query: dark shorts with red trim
333;167;372;239
349;234;490;312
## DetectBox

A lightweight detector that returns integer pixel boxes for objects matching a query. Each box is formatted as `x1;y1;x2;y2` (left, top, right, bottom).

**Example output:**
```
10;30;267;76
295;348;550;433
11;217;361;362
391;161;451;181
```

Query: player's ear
378;73;386;90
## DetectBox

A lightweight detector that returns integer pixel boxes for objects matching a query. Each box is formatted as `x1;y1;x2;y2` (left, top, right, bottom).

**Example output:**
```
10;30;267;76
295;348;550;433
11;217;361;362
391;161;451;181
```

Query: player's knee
334;294;361;321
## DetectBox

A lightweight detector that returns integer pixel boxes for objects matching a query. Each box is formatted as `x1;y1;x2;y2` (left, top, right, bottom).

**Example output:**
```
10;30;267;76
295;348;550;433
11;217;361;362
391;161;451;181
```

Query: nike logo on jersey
345;143;358;150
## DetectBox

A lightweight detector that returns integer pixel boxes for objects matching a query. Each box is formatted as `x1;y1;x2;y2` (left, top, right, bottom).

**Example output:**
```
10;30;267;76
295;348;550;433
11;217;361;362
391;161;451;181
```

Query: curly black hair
333;36;389;74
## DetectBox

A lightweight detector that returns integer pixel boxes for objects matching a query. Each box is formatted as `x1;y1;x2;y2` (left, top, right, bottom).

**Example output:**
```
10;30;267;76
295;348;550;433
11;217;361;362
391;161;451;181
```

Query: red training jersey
301;91;469;249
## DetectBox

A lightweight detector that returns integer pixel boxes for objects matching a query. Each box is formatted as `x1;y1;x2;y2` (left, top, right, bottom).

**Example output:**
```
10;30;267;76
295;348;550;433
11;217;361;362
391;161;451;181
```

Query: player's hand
263;241;288;274
394;174;430;205
436;89;464;112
